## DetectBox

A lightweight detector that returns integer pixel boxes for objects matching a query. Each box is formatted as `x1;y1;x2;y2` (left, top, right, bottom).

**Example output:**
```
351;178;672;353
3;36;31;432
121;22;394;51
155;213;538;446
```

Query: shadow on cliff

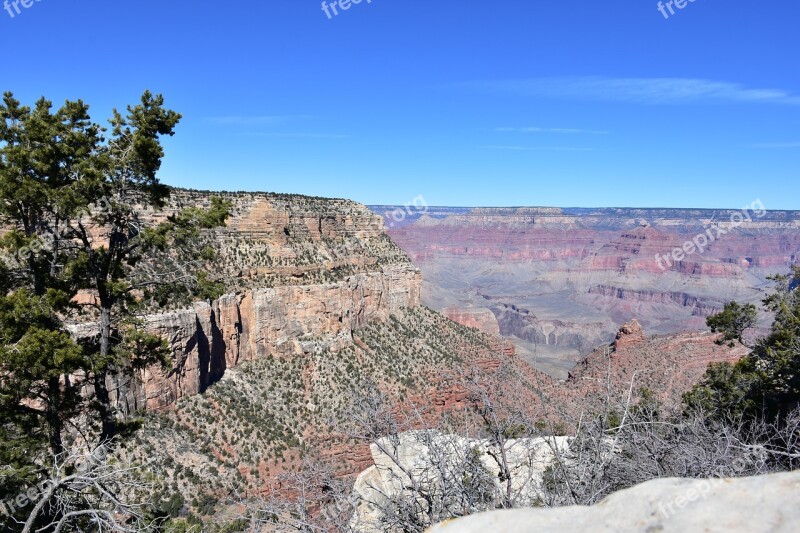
189;310;228;394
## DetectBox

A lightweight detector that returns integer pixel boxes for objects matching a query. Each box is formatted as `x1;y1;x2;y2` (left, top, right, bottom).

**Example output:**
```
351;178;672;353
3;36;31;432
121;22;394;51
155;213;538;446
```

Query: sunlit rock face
74;190;422;411
442;305;501;336
349;430;572;532
134;265;420;410
427;470;800;533
373;205;800;377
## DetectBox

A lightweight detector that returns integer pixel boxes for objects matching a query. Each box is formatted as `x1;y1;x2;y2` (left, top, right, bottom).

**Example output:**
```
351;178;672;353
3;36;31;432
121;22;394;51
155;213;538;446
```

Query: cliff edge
86;189;421;411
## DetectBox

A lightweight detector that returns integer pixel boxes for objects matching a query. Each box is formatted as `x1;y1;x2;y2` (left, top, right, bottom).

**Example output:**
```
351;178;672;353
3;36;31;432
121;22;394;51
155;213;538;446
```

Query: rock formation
568;320;748;409
427;470;800;532
75;190;422;411
614;318;645;348
131;265;419;410
442;306;501;336
372;205;800;377
350;430;571;532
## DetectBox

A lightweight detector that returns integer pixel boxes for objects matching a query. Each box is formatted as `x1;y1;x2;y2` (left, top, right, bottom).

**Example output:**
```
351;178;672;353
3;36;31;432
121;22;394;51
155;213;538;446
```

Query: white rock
349;430;571;532
427;470;800;533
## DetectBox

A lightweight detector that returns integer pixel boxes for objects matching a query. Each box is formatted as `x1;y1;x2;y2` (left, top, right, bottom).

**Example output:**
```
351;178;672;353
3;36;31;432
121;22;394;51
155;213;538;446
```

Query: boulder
350;430;571;532
427;470;800;532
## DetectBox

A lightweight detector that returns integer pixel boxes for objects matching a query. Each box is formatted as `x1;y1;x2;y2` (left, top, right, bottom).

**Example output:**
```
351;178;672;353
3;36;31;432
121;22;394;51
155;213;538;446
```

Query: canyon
372;205;800;378
68;190;421;412
90;195;794;413
117;193;763;425
86;191;767;526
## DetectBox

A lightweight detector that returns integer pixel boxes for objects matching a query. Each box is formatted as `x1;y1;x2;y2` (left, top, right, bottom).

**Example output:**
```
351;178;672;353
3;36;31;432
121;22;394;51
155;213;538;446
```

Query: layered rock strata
75;190;422;411
132;265;420;410
372;205;800;376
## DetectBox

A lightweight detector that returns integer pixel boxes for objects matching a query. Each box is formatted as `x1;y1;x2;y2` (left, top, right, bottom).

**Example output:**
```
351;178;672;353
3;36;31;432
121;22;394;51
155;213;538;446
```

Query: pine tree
706;301;757;347
0;92;231;516
686;267;800;420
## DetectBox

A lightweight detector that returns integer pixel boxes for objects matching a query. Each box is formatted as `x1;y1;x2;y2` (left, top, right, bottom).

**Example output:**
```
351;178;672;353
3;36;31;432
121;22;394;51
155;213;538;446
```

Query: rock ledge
427;470;800;533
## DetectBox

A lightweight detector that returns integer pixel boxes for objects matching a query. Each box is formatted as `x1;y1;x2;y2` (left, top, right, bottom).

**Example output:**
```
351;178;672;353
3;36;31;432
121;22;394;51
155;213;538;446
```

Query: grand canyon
4;3;800;531
373;205;800;377
4;183;800;532
81;193;778;514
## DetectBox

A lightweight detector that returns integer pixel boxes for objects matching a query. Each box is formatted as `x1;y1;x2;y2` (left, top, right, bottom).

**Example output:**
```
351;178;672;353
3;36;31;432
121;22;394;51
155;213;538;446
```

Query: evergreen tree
707;301;757;347
0;92;231;521
686;267;800;420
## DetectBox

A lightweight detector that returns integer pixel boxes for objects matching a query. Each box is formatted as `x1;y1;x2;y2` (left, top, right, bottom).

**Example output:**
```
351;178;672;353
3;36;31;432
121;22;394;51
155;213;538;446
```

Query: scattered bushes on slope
686;266;800;422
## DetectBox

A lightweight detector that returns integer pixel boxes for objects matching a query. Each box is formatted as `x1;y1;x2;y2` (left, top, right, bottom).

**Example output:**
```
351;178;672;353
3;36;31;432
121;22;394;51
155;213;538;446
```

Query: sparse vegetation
707;301;757;347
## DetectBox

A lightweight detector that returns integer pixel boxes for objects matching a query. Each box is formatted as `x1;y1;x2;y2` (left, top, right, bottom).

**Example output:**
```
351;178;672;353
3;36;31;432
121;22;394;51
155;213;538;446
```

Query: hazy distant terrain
372;206;800;378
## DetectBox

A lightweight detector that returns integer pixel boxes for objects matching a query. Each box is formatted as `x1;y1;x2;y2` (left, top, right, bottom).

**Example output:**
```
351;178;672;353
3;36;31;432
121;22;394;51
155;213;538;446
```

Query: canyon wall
101;190;421;411
371;205;800;378
130;265;419;411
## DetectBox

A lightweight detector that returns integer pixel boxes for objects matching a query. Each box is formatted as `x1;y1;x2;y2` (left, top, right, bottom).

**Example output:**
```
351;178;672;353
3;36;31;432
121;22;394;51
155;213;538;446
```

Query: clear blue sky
1;0;798;208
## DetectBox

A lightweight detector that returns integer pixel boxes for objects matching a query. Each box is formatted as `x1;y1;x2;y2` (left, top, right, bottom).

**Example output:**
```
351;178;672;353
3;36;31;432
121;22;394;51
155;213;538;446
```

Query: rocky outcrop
141;190;415;295
427;470;800;532
350;430;571;532
568;322;749;409
614;318;645;349
99;190;423;411
125;265;420;411
442;306;501;336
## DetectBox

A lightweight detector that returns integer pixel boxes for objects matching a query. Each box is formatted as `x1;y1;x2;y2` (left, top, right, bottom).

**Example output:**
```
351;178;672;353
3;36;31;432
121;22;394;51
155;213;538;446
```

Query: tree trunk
96;305;116;442
46;376;64;458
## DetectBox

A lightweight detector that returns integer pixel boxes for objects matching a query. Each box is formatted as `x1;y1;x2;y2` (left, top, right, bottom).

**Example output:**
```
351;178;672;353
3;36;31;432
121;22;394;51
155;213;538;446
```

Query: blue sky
1;0;798;208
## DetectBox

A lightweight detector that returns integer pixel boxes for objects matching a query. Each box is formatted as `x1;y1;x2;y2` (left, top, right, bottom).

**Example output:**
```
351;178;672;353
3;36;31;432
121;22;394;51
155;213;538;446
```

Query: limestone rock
427;470;800;533
349;430;571;532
